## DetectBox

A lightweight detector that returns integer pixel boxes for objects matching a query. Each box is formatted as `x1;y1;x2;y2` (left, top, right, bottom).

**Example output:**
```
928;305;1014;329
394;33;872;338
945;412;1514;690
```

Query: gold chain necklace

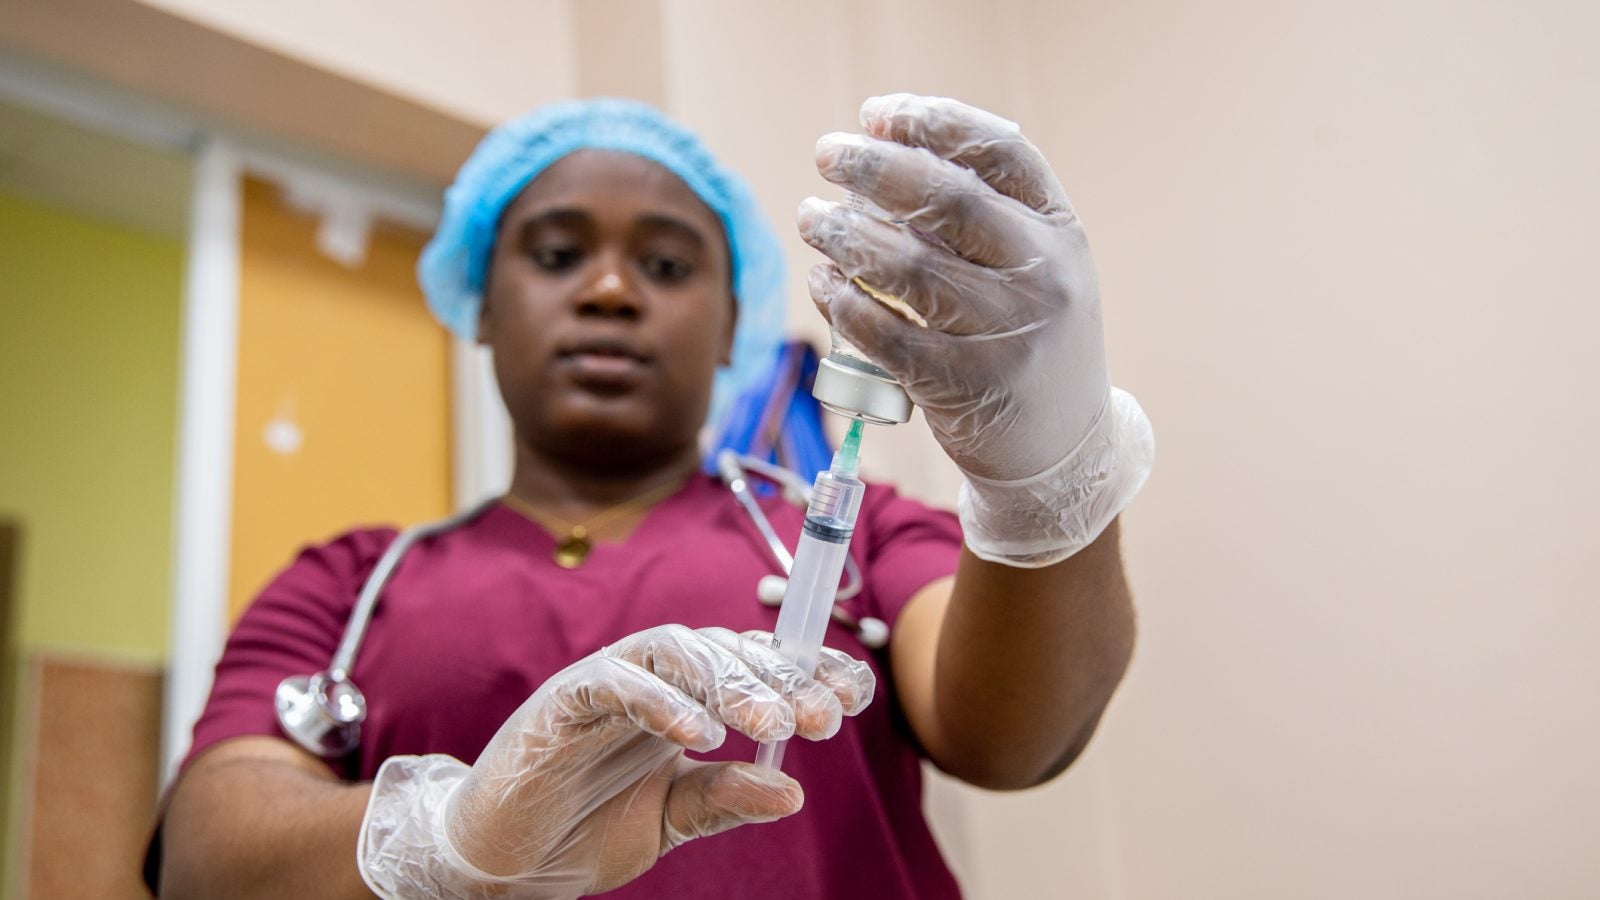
501;477;687;569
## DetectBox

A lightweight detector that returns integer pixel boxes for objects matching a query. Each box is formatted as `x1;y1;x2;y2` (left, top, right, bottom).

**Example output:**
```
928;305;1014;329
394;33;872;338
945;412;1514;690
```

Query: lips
556;335;652;391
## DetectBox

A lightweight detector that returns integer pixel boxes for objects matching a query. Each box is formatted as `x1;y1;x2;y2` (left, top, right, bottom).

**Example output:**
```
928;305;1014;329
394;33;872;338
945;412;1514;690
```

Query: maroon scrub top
149;474;965;898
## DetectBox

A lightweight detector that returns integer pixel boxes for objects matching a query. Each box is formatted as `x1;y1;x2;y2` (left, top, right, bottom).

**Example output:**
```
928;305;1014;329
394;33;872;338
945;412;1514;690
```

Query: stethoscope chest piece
273;501;497;758
275;671;367;757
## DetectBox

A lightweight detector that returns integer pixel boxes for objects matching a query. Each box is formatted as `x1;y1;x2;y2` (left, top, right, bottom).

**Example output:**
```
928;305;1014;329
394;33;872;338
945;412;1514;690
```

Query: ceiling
0;99;191;238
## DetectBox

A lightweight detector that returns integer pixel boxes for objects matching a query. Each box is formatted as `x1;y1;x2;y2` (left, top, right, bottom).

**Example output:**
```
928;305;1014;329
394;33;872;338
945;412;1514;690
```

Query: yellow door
229;176;451;620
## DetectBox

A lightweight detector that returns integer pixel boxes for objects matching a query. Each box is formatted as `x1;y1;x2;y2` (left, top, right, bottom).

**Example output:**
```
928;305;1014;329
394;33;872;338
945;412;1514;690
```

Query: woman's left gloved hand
799;93;1154;567
358;625;875;899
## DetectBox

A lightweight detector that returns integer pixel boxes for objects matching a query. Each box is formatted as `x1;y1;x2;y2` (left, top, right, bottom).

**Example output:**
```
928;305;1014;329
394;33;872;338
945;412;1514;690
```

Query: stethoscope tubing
277;459;880;758
327;499;498;681
716;450;864;601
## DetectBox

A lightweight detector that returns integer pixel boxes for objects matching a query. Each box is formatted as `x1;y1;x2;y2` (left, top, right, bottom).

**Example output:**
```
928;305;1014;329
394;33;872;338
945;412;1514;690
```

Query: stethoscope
712;450;887;648
275;453;887;758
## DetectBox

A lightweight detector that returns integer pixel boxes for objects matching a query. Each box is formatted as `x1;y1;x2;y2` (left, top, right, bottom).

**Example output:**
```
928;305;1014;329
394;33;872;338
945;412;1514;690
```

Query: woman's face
480;150;735;469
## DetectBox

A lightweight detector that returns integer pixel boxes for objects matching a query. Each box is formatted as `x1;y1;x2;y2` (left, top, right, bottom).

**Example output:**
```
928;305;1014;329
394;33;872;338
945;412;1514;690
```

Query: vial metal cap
813;355;913;425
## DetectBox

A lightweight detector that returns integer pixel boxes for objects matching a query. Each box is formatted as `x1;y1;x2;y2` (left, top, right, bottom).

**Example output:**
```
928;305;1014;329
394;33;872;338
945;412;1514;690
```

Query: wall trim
161;138;242;786
0;48;443;235
1;45;506;788
450;341;514;511
0;0;483;186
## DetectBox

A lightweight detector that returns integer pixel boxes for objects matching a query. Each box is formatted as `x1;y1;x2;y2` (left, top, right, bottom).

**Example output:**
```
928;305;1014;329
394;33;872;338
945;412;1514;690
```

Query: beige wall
114;0;1600;897
674;3;1600;895
131;0;577;127
1007;2;1600;897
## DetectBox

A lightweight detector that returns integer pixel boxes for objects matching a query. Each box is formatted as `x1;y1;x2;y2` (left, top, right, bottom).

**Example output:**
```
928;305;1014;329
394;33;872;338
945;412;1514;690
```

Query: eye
531;244;582;272
642;253;693;283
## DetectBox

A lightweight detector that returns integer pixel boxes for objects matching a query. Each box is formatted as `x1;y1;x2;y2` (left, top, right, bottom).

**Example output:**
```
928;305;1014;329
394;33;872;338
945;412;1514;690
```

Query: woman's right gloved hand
800;94;1154;568
356;624;874;900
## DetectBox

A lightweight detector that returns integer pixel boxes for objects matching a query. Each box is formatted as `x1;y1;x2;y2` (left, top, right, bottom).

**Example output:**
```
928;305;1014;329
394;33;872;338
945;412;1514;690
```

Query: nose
574;254;643;322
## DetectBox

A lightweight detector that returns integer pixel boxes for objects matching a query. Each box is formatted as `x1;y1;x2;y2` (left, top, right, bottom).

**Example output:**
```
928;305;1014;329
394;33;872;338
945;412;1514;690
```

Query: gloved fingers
797;198;1010;336
447;736;660;878
858;93;1073;217
546;655;726;753
696;627;843;739
815;132;1039;268
660;760;803;852
561;753;680;889
738;629;876;718
604;625;796;744
810;645;877;716
807;263;963;383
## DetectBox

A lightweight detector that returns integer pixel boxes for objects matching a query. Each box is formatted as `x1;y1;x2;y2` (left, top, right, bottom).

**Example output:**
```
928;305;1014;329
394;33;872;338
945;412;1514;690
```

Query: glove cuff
958;387;1154;568
359;754;547;900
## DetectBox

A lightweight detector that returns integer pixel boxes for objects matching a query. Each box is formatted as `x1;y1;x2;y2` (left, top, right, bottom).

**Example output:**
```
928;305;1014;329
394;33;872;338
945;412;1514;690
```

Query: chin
540;400;693;467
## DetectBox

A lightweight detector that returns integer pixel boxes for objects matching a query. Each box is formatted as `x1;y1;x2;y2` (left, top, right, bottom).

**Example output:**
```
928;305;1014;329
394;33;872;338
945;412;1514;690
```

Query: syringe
755;419;868;771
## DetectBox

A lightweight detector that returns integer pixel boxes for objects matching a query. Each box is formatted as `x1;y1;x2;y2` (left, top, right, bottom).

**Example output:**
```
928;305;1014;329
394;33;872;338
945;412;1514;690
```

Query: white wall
129;1;1600;896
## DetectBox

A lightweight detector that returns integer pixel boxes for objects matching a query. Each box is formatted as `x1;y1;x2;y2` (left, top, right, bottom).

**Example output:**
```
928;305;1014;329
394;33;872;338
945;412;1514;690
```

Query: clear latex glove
358;625;875;900
799;93;1155;567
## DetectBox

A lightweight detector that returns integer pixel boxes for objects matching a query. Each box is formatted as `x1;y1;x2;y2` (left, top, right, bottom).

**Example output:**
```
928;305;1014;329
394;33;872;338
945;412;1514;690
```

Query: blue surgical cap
419;97;787;429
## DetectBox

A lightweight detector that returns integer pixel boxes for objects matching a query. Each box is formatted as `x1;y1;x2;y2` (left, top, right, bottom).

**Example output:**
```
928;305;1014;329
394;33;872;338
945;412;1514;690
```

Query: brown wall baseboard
16;652;163;899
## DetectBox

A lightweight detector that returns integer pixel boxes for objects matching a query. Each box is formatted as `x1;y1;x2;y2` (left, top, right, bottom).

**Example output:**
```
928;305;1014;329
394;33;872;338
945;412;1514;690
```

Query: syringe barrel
770;469;865;676
808;468;866;524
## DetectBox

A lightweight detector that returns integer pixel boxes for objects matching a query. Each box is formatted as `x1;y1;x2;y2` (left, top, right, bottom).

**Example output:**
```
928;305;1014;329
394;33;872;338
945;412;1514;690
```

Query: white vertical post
450;339;514;511
161;139;242;785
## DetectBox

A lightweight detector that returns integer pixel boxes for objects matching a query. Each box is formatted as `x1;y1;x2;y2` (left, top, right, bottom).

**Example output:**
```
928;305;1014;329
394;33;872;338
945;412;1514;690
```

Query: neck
507;436;701;523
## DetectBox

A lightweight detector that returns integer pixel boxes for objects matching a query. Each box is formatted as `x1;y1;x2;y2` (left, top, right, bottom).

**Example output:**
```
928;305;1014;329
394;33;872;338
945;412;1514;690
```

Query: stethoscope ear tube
277;459;888;760
274;498;499;758
718;450;866;601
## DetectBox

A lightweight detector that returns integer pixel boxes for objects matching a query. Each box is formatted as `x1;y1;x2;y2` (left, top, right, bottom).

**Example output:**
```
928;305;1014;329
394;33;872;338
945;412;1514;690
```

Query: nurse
149;95;1152;899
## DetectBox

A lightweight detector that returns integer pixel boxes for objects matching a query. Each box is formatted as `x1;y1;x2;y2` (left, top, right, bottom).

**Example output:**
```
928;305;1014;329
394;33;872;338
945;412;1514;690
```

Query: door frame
0;50;508;784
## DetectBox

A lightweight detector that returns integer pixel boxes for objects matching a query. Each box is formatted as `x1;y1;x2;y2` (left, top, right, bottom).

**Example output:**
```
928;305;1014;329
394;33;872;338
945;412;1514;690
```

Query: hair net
419;97;787;429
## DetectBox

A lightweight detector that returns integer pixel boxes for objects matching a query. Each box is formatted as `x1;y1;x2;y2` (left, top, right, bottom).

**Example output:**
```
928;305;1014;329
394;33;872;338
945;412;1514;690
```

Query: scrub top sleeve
177;527;396;780
858;482;964;632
